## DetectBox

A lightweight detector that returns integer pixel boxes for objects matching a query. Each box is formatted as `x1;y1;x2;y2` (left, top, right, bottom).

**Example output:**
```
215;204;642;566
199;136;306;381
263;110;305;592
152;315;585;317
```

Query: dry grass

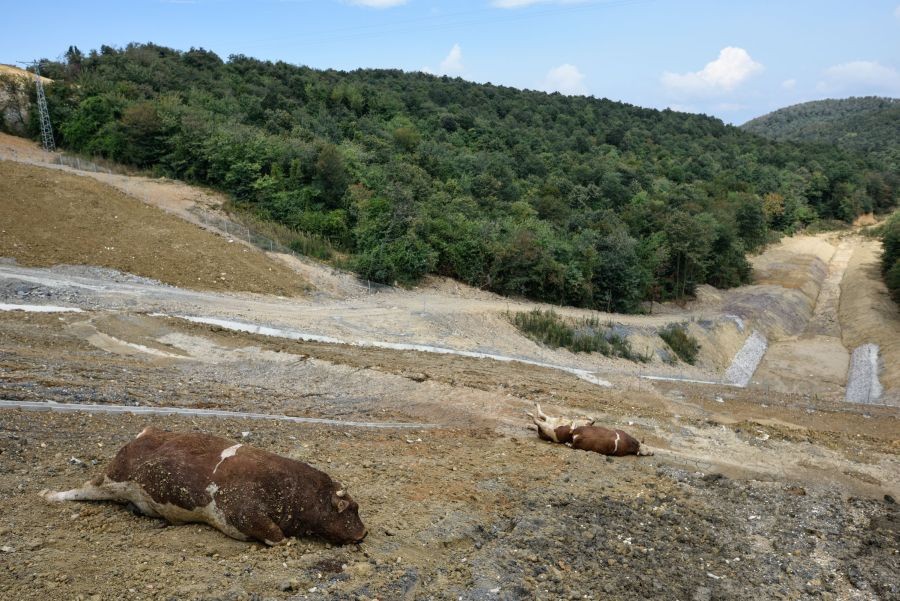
0;160;309;296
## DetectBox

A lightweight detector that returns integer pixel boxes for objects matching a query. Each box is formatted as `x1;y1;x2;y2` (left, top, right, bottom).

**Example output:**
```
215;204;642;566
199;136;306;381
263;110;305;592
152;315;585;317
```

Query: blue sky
2;0;898;123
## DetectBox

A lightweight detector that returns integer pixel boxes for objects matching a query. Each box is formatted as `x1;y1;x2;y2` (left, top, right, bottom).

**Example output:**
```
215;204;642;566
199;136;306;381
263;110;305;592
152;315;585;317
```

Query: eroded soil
1;135;899;600
0;161;307;296
1;309;899;600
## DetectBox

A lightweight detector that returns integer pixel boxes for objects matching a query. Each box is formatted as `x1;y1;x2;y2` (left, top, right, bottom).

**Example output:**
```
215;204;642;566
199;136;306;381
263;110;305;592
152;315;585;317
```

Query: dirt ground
1;135;899;600
1;309;899;600
0;161;307;296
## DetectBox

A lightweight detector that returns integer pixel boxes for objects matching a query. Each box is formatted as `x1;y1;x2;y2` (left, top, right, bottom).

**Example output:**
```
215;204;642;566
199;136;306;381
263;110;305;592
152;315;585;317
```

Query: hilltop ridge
742;96;900;169
23;43;899;311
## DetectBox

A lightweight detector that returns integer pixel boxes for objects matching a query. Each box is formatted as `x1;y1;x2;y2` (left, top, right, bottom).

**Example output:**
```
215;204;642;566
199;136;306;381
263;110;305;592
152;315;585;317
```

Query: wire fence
52;153;124;175
192;209;282;252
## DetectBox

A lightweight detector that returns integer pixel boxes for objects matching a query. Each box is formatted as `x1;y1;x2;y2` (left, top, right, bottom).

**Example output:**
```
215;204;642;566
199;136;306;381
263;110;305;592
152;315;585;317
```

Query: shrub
882;212;900;302
658;324;700;365
510;309;649;362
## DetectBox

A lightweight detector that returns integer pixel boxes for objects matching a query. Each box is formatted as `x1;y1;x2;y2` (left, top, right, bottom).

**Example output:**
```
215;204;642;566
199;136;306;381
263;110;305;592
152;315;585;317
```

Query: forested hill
32;44;898;312
742;97;900;170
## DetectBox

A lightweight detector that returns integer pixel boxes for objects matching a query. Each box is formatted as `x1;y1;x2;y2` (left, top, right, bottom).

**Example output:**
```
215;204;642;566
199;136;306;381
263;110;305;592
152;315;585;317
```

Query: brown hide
570;425;643;457
102;428;366;544
536;424;573;444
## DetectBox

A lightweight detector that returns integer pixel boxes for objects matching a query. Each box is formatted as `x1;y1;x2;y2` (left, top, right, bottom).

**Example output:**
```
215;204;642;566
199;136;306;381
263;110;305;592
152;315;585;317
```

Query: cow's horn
336;489;346;497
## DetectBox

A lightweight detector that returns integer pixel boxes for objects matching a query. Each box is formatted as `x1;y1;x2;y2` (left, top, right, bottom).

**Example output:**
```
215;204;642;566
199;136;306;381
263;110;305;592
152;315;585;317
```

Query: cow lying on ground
527;404;653;457
41;428;367;545
525;404;595;443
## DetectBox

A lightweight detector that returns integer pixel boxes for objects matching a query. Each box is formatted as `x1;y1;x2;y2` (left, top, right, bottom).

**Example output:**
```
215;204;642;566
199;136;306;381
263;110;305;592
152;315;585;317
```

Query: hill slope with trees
26;44;899;312
742;97;900;170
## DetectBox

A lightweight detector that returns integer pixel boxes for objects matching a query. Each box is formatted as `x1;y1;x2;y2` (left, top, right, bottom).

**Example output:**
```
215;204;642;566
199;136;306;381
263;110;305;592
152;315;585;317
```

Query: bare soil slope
0;161;307;296
0;135;899;599
1;310;898;600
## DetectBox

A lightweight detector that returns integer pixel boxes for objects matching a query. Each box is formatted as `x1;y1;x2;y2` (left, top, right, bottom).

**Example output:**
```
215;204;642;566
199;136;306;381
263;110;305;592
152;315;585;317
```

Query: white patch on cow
136;427;151;439
572;434;581;443
41;485;113;503
47;476;248;541
613;431;621;454
213;444;242;474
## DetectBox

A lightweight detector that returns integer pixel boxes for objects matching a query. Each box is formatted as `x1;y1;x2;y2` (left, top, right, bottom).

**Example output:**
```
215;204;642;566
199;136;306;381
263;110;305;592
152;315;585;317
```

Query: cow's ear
332;492;350;513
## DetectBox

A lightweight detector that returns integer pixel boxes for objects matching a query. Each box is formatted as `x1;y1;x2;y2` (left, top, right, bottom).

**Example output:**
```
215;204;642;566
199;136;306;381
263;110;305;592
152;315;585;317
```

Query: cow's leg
533;419;561;443
241;514;286;546
41;476;117;503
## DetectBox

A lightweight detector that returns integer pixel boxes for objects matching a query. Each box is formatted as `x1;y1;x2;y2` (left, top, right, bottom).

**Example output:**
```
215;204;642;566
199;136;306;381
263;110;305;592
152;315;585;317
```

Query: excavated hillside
0;135;898;600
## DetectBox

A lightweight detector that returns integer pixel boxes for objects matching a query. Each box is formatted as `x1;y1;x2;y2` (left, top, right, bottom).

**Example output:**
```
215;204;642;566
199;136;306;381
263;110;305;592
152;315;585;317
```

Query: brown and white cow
41;428;367;545
525;403;594;443
527;404;653;457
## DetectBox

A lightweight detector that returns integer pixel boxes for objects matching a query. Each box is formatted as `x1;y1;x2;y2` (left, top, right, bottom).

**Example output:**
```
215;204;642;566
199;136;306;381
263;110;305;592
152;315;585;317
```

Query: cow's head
317;484;367;545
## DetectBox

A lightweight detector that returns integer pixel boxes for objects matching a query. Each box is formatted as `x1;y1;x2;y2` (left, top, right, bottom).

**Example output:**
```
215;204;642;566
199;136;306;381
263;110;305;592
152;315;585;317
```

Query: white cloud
346;0;408;7
491;0;586;7
492;0;544;6
781;78;796;90
543;63;587;95
439;43;464;75
662;47;763;97
895;4;900;19
817;60;900;95
491;0;568;8
422;44;465;76
666;103;697;114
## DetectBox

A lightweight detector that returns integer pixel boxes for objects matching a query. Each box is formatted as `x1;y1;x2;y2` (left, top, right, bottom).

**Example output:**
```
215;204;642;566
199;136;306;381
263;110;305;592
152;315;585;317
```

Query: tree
734;193;768;251
315;143;349;209
30;42;896;311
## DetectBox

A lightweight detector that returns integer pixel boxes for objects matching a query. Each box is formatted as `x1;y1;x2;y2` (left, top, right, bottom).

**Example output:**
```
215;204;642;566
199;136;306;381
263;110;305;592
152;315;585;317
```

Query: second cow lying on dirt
527;404;653;457
41;427;368;545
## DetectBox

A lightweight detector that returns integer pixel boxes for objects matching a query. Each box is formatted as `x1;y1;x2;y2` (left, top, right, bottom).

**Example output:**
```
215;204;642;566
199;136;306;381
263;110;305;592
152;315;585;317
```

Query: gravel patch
845;343;883;404
724;330;768;387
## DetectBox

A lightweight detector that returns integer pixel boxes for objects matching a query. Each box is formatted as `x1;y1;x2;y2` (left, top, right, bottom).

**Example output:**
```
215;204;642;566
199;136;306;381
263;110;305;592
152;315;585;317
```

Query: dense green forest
29;44;899;312
742;97;900;171
882;212;900;303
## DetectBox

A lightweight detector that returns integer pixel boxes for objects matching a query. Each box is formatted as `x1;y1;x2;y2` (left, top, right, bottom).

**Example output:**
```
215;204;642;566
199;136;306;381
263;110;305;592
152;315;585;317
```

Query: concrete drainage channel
0;400;436;429
639;330;769;389
845;344;883;404
723;331;769;387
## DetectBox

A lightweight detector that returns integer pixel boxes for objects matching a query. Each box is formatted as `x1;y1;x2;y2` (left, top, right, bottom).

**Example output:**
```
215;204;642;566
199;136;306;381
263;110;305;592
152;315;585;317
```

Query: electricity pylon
17;60;55;151
33;62;55;151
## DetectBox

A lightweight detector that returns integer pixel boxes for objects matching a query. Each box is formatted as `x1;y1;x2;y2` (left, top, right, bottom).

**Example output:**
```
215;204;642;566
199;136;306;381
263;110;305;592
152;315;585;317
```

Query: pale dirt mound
0;67;46;135
0;64;50;83
0;161;308;296
0;130;59;162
